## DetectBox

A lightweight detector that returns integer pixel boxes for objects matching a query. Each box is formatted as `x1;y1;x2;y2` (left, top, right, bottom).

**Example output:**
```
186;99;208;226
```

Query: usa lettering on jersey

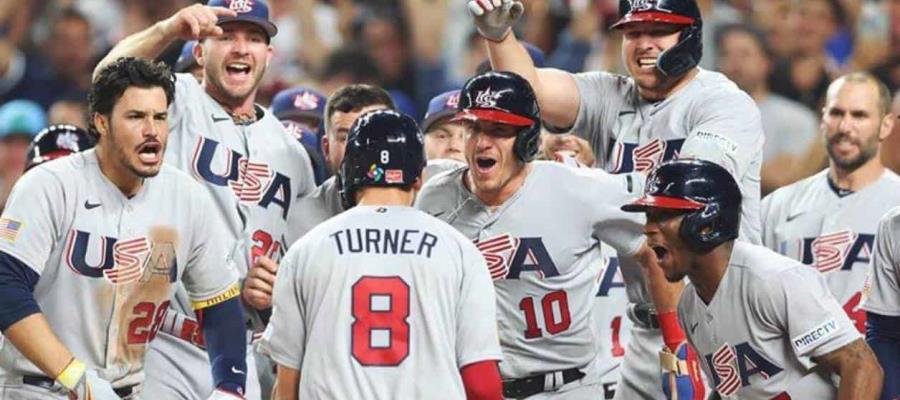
608;138;684;173
473;233;559;280
791;230;874;273
704;342;783;396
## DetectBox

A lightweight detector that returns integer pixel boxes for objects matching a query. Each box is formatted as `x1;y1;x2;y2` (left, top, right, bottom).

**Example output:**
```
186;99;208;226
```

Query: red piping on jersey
625;195;706;211
452;109;535;127
611;12;695;29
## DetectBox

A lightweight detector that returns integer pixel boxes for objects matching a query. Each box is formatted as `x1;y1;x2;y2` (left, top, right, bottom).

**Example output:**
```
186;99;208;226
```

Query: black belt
629;303;660;329
23;375;135;397
502;368;585;399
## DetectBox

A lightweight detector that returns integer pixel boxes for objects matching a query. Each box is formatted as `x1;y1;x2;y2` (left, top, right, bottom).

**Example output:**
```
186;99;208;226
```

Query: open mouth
137;142;161;164
225;62;252;80
475;156;497;174
637;57;657;70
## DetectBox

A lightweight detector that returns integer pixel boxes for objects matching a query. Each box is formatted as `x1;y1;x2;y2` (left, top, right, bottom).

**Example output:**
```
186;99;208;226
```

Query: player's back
268;205;500;399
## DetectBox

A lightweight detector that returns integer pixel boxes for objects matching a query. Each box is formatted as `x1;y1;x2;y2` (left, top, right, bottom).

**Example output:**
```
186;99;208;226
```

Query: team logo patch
229;159;273;203
56;131;80;151
367;164;384;182
104;236;152;284
385;169;404;183
474;87;504;108
228;0;254;13
791;318;840;353
811;230;858;273
712;344;741;396
474;233;520;280
445;92;460;108
632;138;666;172
0;218;22;242
293;91;320;110
628;0;672;13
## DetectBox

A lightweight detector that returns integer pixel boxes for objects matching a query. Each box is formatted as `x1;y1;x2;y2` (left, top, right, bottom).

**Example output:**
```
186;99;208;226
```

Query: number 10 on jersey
351;276;410;366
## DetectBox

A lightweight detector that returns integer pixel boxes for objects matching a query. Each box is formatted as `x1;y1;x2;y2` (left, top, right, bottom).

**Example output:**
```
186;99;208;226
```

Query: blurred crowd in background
1;0;899;206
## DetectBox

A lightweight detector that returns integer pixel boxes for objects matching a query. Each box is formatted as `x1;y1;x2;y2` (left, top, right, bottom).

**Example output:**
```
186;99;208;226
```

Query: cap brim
218;16;278;37
451;109;534;127
621;195;705;212
610;12;695;29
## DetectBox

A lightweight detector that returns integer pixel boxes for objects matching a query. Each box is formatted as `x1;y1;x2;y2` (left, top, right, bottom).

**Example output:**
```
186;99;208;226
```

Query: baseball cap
271;87;326;122
0;100;46;140
208;0;278;38
174;41;199;73
421;90;461;133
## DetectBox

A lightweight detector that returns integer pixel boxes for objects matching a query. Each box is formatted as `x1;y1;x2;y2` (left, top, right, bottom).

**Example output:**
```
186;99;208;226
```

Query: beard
109;127;163;179
827;132;879;172
205;63;265;105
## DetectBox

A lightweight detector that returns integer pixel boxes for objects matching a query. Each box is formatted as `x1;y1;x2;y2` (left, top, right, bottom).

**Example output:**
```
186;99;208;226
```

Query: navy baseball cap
174;40;198;73
271;87;326;122
208;0;278;38
421;90;461;133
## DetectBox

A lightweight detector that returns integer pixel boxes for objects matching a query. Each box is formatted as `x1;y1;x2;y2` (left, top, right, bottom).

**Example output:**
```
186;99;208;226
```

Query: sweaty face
102;87;169;178
644;209;693;283
199;22;271;105
621;22;684;98
822;81;885;172
326;104;389;173
425;120;466;162
464;120;526;197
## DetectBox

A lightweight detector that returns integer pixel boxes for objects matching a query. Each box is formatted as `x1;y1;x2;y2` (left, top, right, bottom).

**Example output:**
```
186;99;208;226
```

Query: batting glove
467;0;524;42
206;389;245;400
659;342;705;400
58;359;120;400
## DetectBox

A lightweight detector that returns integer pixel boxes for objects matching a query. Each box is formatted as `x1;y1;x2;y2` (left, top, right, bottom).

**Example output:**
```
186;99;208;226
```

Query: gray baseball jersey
862;206;900;316
415;161;645;379
679;241;859;399
261;205;502;399
0;150;238;388
284;175;343;246
761;169;900;332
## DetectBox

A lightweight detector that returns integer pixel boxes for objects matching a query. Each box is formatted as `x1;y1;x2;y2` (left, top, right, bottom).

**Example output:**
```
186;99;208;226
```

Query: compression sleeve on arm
0;251;40;332
199;296;247;395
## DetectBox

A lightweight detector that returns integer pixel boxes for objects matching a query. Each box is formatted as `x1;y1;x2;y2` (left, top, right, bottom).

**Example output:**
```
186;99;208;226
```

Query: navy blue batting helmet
339;110;426;208
611;0;703;78
455;71;541;162
26;124;96;171
622;159;741;253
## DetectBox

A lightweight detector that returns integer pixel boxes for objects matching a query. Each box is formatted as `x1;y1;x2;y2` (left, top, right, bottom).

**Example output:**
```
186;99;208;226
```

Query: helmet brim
610;12;695;29
452;109;534;127
621;194;705;212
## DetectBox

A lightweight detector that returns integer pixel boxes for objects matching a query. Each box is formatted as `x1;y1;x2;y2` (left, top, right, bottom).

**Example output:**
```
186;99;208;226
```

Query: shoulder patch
693;131;738;154
0;218;23;243
791;318;840;353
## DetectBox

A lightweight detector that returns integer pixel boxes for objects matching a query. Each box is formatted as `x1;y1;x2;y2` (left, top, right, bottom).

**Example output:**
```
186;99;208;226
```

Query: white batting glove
60;362;120;400
467;0;525;42
206;389;245;400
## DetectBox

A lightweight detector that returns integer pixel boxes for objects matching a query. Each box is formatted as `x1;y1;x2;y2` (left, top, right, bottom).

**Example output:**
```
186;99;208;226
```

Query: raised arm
813;338;883;400
93;4;237;80
468;0;581;129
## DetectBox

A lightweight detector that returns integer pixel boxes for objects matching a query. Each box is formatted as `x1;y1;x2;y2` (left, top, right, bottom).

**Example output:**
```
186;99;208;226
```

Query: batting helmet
25;124;96;171
455;71;541;162
339;110;426;208
611;0;703;78
622;159;741;253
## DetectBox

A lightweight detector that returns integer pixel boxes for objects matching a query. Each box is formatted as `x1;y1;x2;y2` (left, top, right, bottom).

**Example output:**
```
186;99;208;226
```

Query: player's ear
92;113;109;139
411;176;424;191
193;40;205;67
322;134;330;155
879;113;895;141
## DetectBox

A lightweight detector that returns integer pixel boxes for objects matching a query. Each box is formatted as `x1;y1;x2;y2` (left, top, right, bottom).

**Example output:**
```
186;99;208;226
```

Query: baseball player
24;124;96;172
94;1;316;398
174;40;202;81
863;207;900;400
261;110;503;399
271;86;329;185
415;70;658;399
283;84;396;246
0;57;246;399
422;90;466;163
623;159;884;399
468;1;765;398
761;73;900;336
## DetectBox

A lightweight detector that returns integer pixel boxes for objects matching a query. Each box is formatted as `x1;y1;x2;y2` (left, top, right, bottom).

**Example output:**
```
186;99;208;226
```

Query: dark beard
827;136;878;172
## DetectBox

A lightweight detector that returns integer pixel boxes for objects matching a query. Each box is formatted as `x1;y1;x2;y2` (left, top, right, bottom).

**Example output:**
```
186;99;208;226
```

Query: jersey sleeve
861;208;900;316
759;190;785;251
0;168;66;274
567;72;631;155
167;72;200;129
181;182;240;309
259;244;306;370
586;169;646;257
760;265;860;368
679;90;764;181
455;236;503;367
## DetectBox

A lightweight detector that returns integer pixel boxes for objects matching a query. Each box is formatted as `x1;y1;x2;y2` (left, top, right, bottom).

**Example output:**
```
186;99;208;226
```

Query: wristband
56;358;86;390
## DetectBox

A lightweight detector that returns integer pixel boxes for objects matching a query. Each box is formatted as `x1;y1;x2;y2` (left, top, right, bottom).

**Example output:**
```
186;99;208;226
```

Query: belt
159;308;206;349
502;368;585;399
628;303;660;329
22;375;135;397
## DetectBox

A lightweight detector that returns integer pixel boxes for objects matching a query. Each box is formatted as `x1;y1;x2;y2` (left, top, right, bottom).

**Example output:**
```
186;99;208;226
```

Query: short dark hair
88;57;175;139
715;23;773;61
324;84;396;136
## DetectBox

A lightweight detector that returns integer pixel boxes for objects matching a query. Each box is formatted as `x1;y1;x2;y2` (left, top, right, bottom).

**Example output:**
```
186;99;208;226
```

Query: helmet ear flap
515;126;542;162
679;204;719;254
656;23;702;77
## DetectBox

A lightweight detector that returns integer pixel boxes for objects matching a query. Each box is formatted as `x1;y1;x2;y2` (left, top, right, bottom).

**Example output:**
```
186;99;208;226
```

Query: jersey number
519;290;571;338
610;315;625;357
250;230;282;263
351;276;410;366
843;291;866;333
127;300;170;344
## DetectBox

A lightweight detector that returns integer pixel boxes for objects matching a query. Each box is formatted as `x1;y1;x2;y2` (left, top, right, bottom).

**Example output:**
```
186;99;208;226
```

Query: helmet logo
56;131;80;152
385;169;404;183
228;0;254;13
293;91;320;110
474;87;504;109
367;164;384;182
629;0;672;13
446;92;460;108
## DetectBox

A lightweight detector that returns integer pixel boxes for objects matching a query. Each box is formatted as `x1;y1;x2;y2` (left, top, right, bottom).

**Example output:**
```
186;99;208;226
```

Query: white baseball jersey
761;169;900;332
0;150;238;387
415;161;645;379
679;241;859;399
590;244;634;399
285;175;343;246
261;205;502;399
862;206;900;316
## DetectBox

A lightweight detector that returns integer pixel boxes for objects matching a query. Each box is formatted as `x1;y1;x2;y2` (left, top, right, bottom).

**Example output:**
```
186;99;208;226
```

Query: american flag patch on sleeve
0;218;22;242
